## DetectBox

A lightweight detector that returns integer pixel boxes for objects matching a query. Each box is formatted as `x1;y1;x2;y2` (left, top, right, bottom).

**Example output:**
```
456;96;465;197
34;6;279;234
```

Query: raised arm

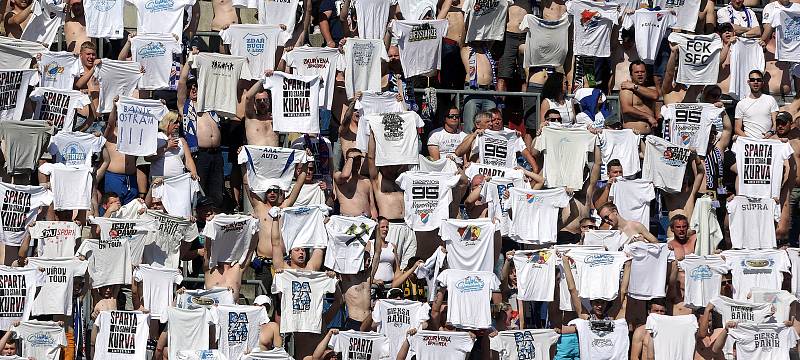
562;255;588;318
615;260;632;320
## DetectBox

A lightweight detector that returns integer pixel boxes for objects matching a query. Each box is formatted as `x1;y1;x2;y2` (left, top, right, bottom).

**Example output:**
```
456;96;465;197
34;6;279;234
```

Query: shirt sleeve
38;162;53;176
329;333;341;351
455;333;476;353
324;276;338;293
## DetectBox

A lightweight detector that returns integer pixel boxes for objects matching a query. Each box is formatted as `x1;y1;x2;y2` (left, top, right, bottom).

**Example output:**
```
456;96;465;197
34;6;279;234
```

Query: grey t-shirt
0;120;54;173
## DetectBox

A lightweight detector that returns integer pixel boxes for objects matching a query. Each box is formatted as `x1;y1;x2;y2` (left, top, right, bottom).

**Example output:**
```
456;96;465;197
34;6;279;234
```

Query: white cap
254;295;272;307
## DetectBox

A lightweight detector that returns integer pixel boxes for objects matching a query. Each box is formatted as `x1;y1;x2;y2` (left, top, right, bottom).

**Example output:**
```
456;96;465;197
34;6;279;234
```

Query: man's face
490;113;502;130
590;299;607;316
378;220;389;238
704;88;722;103
580;220;597;235
672;219;689;239
475;116;490;130
70;1;84;16
631;64;647;85
16;0;30;8
266;189;280;204
100;285;114;299
445;109;461;128
1;343;15;356
150;200;164;211
731;0;744;8
388;47;400;61
290;247;306;265
599;209;618;227
607;166;623;179
649;304;667;315
80;48;96;67
189;83;198;101
103;196;121;211
748;73;764;93
254;92;271;115
776;121;792;136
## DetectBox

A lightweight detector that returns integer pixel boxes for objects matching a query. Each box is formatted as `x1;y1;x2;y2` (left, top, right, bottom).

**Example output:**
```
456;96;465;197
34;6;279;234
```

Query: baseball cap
254;295;272;308
387;288;404;299
776;111;793;124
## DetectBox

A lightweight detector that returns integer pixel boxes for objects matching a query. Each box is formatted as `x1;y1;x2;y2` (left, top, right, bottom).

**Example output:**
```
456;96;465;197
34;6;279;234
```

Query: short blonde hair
159;111;181;133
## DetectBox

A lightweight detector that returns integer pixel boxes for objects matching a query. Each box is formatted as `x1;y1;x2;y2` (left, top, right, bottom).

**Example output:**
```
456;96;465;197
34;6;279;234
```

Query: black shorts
497;32;527;79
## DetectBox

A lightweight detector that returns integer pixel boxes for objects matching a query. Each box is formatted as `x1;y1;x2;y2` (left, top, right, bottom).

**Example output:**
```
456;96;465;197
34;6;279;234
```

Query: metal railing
182;277;269;301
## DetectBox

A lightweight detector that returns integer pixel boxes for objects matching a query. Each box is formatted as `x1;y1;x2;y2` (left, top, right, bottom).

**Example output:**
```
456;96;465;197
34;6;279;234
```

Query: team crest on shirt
689;265;713;280
63;142;88;164
457;225;481;243
472;0;499;16
580;9;600;29
585;253;613;267
137;42;167;59
661;146;690;167
456;275;485;292
92;0;115;12
144;0;175;11
525;250;551;265
26;332;56;346
43;63;64;80
244;33;267;56
419;212;430;224
783;17;800;42
525;194;543;204
513;331;536;360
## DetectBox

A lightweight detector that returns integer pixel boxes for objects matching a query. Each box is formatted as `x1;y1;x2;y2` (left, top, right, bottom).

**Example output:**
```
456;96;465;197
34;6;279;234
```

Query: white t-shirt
38;163;92;211
408;330;475;360
729;38;766;100
242;348;296;360
565;0;620;57
411;155;459;173
175;287;235;310
133;264;182;319
21;0;65;47
678;254;730;308
238;145;310;193
0;266;43;329
716;4;760;28
280;205;330;249
626;9;675;64
29;221;81;258
727;196;780;249
0;182;53;246
142;210;198;268
256;0;299;45
735;95;780;138
11;320;67;360
721;249;791;300
751;288;797;323
95;60;142;113
645;314;698;360
659;0;701;31
160;307;212;360
372;299;430;357
325;216;376;274
37;51;81;90
115;96;167;156
131;34;181;90
27;257;87;316
94;311;150;359
397;171;460;231
437;269;499;329
489;329;559;360
535;127;597;189
481;175;528;236
48;131;105;167
624;242;669;300
520;14;570;68
263;71;323;133
641;137;692;194
710;295;775;323
512;250;556;302
732;137;793;199
192;53;251;116
221;24;282;80
201;214;259;266
30;86;90;131
464;163;524;180
568;318;629;360
355;0;392;40
396;0;436;19
175;351;228;360
770;9;800;61
463;0;512;41
505;187;570;244
212;304;269;360
609;178;655;226
151;172;201;218
661;103;724;156
729;323;800;360
667;32;723;85
583;230;625;251
427;128;467;162
367;111;424;166
329;331;391;360
343;38;388;99
596;129;641;179
477;129;527;168
83;0;125;38
354;92;406;151
568;250;631;300
440;219;496;272
283;46;342;110
271;269;337;333
87;216;158;273
127;0;194;41
392;20;449;77
0;70;36;122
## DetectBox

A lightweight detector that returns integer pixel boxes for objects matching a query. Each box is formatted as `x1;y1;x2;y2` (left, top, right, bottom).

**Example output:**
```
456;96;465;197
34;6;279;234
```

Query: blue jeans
462;87;496;133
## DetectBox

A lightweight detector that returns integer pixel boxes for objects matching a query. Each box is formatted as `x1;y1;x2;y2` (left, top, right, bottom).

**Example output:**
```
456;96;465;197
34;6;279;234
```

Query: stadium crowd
1;0;800;357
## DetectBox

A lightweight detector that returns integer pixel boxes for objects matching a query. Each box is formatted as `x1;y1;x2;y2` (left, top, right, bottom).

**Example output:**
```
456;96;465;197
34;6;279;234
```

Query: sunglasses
447;114;459;119
547;117;562;121
749;78;763;82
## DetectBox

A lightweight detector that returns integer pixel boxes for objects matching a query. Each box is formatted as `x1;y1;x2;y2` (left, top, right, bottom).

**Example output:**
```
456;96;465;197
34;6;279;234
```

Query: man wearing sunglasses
596;203;658;244
734;70;780;138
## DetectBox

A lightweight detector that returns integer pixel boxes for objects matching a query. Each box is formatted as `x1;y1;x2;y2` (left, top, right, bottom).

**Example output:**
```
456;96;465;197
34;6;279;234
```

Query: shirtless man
254;295;282;350
597;203;659;243
334;149;375;217
3;0;32;38
781;93;800;122
97;97;140;209
339;245;372;331
437;0;466;90
211;0;240;51
667;214;694;260
629;299;669;360
760;0;800;95
496;0;531;93
177;51;224;208
460;41;497;133
64;0;89;53
696;0;717;34
620;60;659;135
661;43;704;106
238;78;279;147
593;159;623;209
